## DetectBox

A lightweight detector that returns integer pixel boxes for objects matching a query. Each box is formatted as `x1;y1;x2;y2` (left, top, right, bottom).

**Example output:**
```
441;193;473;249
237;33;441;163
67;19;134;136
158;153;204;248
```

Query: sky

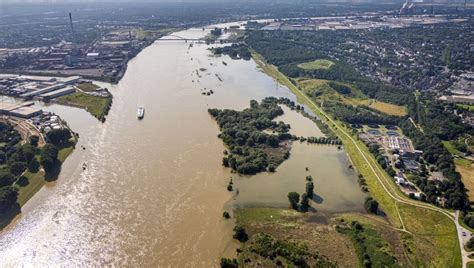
0;0;405;3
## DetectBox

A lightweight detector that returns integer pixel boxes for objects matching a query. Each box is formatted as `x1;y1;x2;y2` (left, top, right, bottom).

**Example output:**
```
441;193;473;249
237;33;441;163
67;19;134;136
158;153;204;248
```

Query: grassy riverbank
233;208;414;266
56;92;112;122
250;51;461;267
16;140;76;207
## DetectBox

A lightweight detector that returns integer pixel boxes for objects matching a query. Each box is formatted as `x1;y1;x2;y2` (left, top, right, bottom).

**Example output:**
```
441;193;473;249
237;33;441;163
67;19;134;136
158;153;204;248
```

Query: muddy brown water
0;23;365;266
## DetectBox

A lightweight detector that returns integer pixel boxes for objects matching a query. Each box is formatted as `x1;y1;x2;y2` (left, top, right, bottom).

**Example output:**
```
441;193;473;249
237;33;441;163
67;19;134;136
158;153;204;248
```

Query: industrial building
40;86;76;99
0;101;42;118
1;75;80;100
20;83;66;98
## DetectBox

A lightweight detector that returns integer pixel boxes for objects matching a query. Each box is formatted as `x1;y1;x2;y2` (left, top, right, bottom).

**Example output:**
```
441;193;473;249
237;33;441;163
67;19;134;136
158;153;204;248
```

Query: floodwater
235;106;366;212
234;142;367;212
0;23;364;266
275;106;324;137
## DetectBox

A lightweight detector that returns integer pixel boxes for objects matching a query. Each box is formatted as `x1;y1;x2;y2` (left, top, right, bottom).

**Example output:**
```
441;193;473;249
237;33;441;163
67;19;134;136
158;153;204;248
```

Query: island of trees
208;97;292;175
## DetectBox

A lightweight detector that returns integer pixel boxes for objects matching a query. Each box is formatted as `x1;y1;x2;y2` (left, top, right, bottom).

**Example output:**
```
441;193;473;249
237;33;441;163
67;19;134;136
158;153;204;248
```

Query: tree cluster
303;136;342;145
0;123;63;214
46;128;71;146
364;197;379;214
210;27;222;37
39;144;59;174
400;119;467;209
325;102;400;126
209;97;292;175
213;44;251;60
287;176;315;212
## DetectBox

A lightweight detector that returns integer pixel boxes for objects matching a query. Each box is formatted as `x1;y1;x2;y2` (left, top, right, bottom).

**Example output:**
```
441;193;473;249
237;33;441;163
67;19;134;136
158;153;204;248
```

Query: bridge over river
155;34;232;43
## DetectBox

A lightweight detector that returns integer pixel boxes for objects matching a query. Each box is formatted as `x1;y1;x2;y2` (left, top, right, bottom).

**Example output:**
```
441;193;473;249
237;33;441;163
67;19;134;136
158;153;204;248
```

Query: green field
57;92;112;121
76;82;100;92
457;104;474;111
297;59;334;70
251;51;461;267
443;141;466;158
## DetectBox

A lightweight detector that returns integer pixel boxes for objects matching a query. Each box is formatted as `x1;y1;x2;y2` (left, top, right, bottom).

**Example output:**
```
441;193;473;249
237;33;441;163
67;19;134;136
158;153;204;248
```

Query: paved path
455;211;472;268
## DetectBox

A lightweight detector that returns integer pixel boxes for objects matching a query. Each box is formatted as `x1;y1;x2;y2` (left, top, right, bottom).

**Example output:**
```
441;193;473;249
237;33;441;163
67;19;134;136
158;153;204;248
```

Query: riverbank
0;119;77;230
249;50;461;266
54;95;111;122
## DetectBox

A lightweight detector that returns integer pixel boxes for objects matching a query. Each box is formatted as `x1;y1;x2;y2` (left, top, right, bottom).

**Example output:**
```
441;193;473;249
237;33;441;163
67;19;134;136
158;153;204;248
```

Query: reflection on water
0;23;364;266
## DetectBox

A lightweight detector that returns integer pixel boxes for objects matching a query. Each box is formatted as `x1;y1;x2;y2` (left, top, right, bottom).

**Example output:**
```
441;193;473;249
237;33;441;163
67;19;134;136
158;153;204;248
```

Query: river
0;23;364;266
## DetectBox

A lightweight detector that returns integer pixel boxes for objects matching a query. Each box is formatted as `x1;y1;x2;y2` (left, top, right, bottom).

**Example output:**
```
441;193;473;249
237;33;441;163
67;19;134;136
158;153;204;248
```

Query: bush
364;197;379;214
0;171;15;188
300;193;310;211
233;225;248;242
249;233;311;266
220;258;238;268
466;237;474;251
305;181;314;198
288;192;300;210
0;152;6;164
268;165;275;172
28;159;40;173
9;161;26;176
464;215;474;229
29;135;39;147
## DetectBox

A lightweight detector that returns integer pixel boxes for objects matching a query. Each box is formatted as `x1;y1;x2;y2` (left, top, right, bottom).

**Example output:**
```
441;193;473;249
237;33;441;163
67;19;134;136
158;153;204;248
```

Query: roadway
456;211;473;268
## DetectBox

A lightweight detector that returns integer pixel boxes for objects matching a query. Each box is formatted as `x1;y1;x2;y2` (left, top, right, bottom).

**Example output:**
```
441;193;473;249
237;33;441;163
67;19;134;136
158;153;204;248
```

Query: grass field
16;170;45;207
57;92;112;121
76;82;99;92
443;141;474;201
457;104;474;112
296;78;406;117
235;208;359;266
347;98;407;117
251;51;461;267
297;59;334;70
399;203;461;267
457;163;474;201
443;141;466;158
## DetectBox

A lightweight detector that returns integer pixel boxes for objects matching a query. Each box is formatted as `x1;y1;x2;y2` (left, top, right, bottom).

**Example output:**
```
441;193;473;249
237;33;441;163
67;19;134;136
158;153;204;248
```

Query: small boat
137;106;145;119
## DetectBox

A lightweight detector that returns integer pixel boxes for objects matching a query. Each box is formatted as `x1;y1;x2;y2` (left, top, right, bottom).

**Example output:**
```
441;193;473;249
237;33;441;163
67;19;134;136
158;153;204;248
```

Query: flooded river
0;24;364;266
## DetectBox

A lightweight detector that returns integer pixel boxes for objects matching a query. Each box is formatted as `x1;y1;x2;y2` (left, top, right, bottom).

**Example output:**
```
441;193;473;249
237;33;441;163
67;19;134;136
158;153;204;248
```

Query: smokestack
69;12;74;36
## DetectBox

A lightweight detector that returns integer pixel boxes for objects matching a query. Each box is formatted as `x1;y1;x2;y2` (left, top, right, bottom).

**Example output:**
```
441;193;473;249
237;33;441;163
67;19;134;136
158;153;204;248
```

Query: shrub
220;258;238;268
364;197;379;214
233;225;248;242
288;192;300;210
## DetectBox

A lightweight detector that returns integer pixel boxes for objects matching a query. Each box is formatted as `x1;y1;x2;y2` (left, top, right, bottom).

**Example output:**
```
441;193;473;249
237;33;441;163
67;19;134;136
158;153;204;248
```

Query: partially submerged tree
288;192;300;210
